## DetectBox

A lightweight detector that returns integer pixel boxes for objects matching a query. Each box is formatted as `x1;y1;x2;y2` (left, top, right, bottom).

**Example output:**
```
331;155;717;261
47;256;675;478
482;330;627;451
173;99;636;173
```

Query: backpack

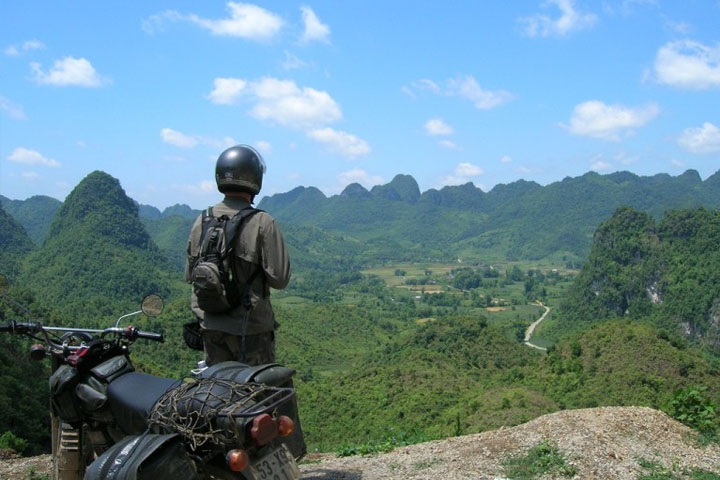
188;206;262;314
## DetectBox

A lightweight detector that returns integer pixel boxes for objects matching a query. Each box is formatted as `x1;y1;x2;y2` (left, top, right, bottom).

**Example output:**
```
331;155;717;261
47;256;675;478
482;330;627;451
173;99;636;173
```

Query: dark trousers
202;329;275;367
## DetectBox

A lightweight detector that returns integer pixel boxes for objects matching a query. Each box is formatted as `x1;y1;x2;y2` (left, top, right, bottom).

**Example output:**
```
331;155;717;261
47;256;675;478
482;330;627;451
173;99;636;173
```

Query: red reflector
251;413;278;446
226;449;249;472
277;416;294;437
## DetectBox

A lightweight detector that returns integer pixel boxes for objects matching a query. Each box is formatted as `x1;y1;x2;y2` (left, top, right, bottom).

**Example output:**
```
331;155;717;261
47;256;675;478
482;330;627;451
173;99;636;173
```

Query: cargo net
148;378;293;450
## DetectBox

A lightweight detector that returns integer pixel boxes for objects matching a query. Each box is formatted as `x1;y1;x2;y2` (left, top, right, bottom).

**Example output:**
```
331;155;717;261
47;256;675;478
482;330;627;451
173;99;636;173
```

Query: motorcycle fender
200;361;296;387
83;433;198;480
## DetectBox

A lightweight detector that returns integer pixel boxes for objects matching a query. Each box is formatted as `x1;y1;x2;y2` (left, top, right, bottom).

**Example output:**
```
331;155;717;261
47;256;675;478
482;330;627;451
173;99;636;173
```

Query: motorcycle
0;277;303;480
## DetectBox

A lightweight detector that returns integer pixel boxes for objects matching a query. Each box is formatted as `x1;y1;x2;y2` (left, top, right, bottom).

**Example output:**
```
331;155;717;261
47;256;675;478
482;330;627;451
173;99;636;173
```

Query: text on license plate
250;444;300;480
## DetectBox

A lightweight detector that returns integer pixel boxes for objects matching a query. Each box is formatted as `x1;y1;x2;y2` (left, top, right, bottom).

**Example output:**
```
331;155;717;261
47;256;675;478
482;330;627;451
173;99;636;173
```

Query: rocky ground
1;407;718;479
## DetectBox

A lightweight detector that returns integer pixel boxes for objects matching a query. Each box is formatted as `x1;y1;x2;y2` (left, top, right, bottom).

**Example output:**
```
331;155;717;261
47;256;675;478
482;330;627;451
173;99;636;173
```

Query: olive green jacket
185;197;290;335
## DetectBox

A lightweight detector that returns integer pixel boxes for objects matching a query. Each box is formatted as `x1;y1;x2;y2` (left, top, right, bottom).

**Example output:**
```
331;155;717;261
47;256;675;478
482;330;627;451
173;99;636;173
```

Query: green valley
1;169;719;458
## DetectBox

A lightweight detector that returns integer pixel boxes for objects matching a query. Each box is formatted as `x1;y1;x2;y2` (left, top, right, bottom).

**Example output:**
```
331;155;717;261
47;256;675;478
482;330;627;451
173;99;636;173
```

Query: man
186;144;290;366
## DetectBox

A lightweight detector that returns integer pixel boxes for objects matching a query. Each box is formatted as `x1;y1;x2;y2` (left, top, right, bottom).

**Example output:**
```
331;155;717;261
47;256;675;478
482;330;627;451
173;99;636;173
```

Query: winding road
523;301;550;351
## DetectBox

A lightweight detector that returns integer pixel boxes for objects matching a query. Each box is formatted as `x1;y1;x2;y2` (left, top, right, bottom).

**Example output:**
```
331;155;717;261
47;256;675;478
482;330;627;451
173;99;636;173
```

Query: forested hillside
0;195;61;246
17;171;180;319
0;206;34;277
547;206;720;354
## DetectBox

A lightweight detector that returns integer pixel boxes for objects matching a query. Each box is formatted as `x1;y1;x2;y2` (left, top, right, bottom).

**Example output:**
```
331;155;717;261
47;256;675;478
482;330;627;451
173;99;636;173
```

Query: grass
502;441;577;480
636;458;720;480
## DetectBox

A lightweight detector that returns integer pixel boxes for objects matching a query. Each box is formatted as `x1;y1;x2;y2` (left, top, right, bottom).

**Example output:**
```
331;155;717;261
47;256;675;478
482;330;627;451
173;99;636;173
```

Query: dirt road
523;302;549;351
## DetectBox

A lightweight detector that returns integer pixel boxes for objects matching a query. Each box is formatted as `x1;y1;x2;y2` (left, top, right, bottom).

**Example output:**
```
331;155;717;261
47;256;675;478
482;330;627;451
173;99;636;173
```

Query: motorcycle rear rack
214;383;295;418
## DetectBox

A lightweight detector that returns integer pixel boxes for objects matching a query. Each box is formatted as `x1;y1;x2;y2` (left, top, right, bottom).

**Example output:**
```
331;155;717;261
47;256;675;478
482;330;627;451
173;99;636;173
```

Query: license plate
249;444;300;480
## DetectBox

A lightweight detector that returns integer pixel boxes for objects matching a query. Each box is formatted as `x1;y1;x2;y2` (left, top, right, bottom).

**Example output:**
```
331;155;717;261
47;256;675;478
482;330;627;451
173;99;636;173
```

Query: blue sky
1;1;719;210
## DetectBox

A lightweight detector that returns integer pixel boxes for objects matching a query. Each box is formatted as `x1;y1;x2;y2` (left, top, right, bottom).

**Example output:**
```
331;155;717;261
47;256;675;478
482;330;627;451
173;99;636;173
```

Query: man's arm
261;218;291;290
185;215;202;282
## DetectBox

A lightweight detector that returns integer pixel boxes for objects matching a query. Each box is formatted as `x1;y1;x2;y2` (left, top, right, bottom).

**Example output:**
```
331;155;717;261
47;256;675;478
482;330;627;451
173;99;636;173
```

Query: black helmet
215;145;266;195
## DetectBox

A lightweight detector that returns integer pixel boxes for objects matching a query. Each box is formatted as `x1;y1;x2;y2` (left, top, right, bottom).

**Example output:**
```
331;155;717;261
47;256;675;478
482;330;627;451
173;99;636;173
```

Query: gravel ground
2;407;719;479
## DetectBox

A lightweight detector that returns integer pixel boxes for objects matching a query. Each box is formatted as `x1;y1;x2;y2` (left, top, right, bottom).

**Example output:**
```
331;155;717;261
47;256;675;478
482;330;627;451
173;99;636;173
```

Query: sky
1;1;719;210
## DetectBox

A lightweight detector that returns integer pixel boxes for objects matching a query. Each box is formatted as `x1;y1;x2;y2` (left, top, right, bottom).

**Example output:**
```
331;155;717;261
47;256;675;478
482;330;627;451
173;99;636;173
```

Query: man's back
186;196;290;336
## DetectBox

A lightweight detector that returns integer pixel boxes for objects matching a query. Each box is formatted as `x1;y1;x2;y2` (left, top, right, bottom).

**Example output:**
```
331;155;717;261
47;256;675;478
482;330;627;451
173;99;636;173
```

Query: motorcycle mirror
0;274;8;294
141;294;164;317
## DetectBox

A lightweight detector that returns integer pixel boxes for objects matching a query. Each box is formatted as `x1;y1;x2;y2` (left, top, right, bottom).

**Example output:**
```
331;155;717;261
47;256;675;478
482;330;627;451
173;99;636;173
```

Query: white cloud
565;100;660;141
519;0;598;37
425;118;453;136
172;180;217;195
30;57;107;87
500;155;513;163
441;162;484;186
4;39;45;56
0;96;26;120
307;127;370;157
300;6;330;44
21;171;40;179
664;19;692;34
400;85;415;98
202;135;237;150
8;147;60;167
654;40;720;89
208;78;248;105
282;51;308;70
516;166;533;174
161;128;199;148
338;169;383;189
591;160;613;171
256;140;272;154
144;3;284;42
671;159;686;168
23;40;45;51
161;128;237;150
677;122;720;154
439;140;461;150
614;152;639;165
408;75;513;110
209;77;342;128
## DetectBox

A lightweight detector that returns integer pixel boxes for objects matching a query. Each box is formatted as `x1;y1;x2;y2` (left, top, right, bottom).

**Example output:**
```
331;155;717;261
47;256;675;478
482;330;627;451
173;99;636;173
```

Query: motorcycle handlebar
0;321;42;334
134;330;164;343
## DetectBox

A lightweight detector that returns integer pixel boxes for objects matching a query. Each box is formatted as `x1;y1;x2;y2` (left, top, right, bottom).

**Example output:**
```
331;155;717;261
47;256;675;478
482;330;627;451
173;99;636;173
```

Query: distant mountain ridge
4;168;720;265
259;169;720;262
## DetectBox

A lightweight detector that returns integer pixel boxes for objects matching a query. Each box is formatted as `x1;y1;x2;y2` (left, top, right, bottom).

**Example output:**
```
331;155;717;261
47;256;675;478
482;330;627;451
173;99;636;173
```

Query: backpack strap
224;207;264;309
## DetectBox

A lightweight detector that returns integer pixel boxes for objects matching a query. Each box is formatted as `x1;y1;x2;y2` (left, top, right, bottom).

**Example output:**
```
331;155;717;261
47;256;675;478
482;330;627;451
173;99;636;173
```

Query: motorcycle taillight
250;413;278;446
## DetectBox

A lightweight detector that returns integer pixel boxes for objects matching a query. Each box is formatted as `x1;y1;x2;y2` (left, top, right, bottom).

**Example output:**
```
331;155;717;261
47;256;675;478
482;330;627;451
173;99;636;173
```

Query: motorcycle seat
107;372;179;435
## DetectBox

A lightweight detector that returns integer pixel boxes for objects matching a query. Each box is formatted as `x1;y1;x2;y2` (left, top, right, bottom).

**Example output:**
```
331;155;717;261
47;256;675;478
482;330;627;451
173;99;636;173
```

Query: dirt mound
300;407;720;480
1;407;718;480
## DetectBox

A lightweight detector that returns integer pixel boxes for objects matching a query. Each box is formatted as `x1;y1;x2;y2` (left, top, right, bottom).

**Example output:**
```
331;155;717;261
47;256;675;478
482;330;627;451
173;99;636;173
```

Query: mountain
137;203;162;219
162;203;201;219
137;203;200;220
551;206;720;353
18;171;177;317
0;206;34;276
257;169;720;263
0;195;62;245
370;174;421;202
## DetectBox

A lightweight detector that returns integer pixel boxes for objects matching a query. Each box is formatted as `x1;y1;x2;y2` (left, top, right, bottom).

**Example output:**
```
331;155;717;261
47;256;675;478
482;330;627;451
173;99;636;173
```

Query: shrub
0;430;28;454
